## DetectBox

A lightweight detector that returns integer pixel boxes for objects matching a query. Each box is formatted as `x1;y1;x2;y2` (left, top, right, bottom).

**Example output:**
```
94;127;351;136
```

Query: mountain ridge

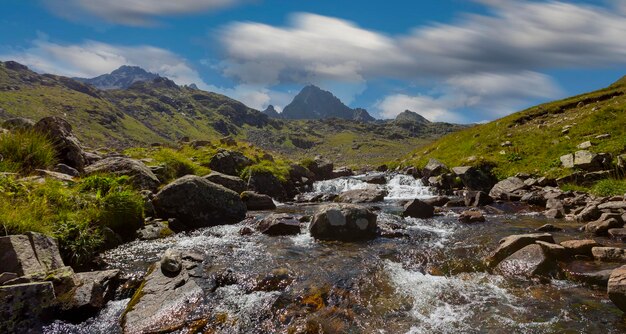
280;85;375;122
75;65;160;90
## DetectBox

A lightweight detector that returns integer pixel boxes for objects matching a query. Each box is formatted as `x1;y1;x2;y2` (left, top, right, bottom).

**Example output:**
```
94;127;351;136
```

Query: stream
44;174;626;333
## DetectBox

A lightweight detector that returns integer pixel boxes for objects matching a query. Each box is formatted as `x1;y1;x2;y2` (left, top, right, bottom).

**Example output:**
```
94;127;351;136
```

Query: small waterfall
312;177;369;194
385;174;433;200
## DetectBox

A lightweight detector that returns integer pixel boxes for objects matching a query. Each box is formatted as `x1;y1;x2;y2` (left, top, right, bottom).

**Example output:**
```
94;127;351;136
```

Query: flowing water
44;174;626;333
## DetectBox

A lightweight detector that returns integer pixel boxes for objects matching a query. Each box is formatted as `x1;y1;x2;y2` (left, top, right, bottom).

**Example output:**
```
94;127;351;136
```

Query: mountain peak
75;65;160;90
395;110;430;124
281;85;375;122
262;105;281;118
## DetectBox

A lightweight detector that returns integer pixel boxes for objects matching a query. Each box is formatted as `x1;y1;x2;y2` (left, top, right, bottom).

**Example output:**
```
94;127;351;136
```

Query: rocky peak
394;110;430;124
282;85;375;122
262;105;282;118
75;65;160;90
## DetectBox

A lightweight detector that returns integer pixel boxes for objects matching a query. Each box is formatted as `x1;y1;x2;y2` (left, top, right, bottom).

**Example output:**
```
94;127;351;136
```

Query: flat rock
309;204;377;241
592;247;626;262
608;265;626;312
495;244;558;278
336;188;387;204
486;233;554;268
560;239;601;257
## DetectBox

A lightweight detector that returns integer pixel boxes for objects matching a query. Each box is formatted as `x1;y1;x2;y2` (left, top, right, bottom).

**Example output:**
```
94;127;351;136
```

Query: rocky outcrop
204;171;247;194
307;158;334;181
153;176;246;230
246;170;288;201
241;191;276;210
257;214;302;236
402;199;435;219
309;204;378;241
489;177;528;200
452;166;496;192
336;188;387;204
85;157;160;191
208;150;253;176
34;117;86;172
608;266;626;312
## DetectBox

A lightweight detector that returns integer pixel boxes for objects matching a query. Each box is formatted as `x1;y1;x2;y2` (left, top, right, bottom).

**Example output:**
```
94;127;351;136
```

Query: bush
98;190;144;239
153;148;207;181
591;179;626;197
241;160;290;183
54;219;104;267
0;130;57;174
79;174;130;196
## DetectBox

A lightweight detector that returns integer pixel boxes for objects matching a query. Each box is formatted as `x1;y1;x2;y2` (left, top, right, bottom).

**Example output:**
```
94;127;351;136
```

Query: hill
400;76;626;180
75;65;160;90
280;85;375;122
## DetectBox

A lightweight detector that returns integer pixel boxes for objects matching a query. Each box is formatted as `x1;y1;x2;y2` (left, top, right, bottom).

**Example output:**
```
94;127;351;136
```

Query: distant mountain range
75;66;160;90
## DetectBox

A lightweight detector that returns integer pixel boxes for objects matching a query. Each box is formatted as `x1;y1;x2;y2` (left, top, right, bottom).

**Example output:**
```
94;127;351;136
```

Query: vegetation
0;130;57;173
563;179;626;197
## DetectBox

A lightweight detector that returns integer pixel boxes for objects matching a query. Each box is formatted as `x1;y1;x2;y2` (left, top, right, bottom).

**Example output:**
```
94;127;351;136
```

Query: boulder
584;213;624;236
0;282;56;333
332;167;353;178
208;150;253;176
257;214;302;236
336;188;387;204
308;158;334;181
545;199;565;219
463;191;494;207
536;241;568;260
560;154;574;168
576;204;601;222
309;204;378;241
204;171;246;194
608;266;626;312
53;163;80;177
485;233;555;268
451;166;496;192
136;220;174;240
241;191;276;210
246;170;288;200
424;196;450;207
592;247;626;262
402;199;435;219
153;176;246;230
598;201;626;211
85;157;160;191
161;249;182;274
458;210;486;223
33;117;86;172
0;233;65;277
2;117;34;131
489;177;528;200
289;164;315;186
572;150;611;171
361;174;387;185
535;224;563;232
422;159;448;178
609;228;626;241
560;239;601;257
57;270;121;320
495;244;559;278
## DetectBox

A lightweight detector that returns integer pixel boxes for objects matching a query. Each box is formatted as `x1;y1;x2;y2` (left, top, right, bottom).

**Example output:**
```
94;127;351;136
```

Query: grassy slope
401;77;626;179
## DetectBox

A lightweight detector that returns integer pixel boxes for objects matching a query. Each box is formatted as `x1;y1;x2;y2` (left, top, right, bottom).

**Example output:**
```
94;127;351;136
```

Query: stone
246;170;288;200
609;228;626;241
122;263;203;333
309;204;377;241
545;209;564;219
153;175;246;230
485;233;555;268
2;117;34;131
257;214;302;236
535;224;563;232
592;247;626;262
136;220;174;240
35;169;75;182
489;177;528;200
424;196;450;207
577;141;593;149
463;191;494;207
85;157;160;191
34;117;86;172
560;239;601;257
208;150;253;176
402;199;435;219
422;158;448;178
458;210;486;223
521;191;547;206
595;133;611;140
560;154;575;168
307;158;334;181
204;171;246;194
608;265;626;312
332;167;353;178
361;174;387;185
0;233;64;276
0;282;56;333
495;244;558;278
241;191;276;210
598;201;626;211
584;213;624;236
451;166;496;192
577;204;601;222
536;241;568;260
336;188;387;204
57;270;121;320
53;163;80;177
563;261;614;287
161;249;182;274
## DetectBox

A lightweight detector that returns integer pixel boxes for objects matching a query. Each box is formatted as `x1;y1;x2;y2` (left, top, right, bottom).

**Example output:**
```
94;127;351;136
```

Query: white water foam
385;174;433;200
43;298;130;334
313;177;370;194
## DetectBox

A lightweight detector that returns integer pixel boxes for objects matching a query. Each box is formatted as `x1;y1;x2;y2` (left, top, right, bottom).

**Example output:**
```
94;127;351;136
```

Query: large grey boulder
204;171;246;194
485;233;555;268
0;233;65;276
608;265;626;312
489;177;528;200
208;150;252;176
0;282;56;333
246;170;288;200
34;117;86;172
309;204;378;241
153;175;246;230
452;166;496;192
258;214;302;236
336;188;387;203
85;157;160;191
495;244;559;278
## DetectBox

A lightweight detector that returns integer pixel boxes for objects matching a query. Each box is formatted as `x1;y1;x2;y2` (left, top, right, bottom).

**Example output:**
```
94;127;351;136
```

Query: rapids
44;175;626;333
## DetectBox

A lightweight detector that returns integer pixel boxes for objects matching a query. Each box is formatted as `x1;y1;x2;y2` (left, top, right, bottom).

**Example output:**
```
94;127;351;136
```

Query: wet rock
592;247;626;262
258;214;301;236
424;196;450;207
0;233;65;276
576;204;601;222
153;175;246;230
2;117;34;131
463;191;494;207
53;163;80;177
0;282;56;333
253;268;294;292
361;174;387;185
241;191;276;210
489;177;528;200
563;261;615;286
402;199;435;219
451;166;496;192
208;150;253;176
536;241;568;260
122;263;203;334
458;210;486;223
536;224;563;232
85;157;160;191
332;167;353;178
204;171;246;194
486;233;555;268
246;169;288;200
495;244;559;278
609;228;626;241
308;158;334;181
161;249;183;275
608;265;626;312
34;117;86;172
422;158;448;178
309;204;378;241
136;219;174;240
57;270;121;321
336;188;387;203
560;239;601;257
584;213;624;236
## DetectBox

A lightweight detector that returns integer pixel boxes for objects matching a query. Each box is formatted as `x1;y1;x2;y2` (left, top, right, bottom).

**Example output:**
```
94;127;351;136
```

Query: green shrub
79;174;130;195
241;160;290;183
98;190;144;239
54;219;104;267
0;130;57;174
153;148;208;181
591;179;626;197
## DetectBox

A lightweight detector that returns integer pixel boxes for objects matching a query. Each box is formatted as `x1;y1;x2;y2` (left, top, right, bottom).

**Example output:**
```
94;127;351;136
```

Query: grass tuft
0;130;57;174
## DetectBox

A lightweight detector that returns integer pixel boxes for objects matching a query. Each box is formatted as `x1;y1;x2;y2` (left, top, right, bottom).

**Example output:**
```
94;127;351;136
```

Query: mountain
75;65;160;90
281;85;375;122
262;105;282;118
395;110;430;125
401;75;626;179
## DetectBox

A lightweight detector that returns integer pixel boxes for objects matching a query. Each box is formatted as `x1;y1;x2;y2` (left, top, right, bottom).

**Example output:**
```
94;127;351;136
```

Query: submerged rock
309;204;377;241
153;175;246;230
258;214;301;236
241;191;276;210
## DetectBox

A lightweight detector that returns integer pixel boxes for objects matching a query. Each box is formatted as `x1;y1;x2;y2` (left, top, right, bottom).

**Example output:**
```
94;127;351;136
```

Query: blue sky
1;0;626;123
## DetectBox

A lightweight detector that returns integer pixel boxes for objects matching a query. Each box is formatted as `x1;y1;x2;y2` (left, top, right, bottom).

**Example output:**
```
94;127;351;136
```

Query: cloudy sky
1;0;626;123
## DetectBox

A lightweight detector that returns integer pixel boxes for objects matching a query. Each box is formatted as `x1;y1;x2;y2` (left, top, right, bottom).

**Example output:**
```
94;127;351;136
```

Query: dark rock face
402;199;435;219
309;204;378;241
486;233;555;268
246;170;288;201
204;171;247;194
422;159;448;178
281;85;374;122
489;177;528;200
608;265;626;312
153;176;246;230
208;150;253;176
241;191;276;210
34;117;86;172
0;233;65;276
0;281;56;332
361;174;387;185
307;158;334;181
258;214;302;236
496;244;559;278
452;166;496;192
336;188;387;204
85;157;160;191
75;65;159;90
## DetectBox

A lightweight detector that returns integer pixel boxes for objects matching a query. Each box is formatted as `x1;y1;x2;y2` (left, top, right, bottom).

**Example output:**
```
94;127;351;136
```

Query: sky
1;0;626;123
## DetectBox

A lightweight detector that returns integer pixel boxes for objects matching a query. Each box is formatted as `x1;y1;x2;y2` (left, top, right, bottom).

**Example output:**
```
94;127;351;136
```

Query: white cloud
43;0;249;26
376;94;461;122
0;39;206;86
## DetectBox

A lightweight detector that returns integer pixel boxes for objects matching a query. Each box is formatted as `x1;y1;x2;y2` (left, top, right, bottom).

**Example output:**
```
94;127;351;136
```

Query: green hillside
400;77;626;179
